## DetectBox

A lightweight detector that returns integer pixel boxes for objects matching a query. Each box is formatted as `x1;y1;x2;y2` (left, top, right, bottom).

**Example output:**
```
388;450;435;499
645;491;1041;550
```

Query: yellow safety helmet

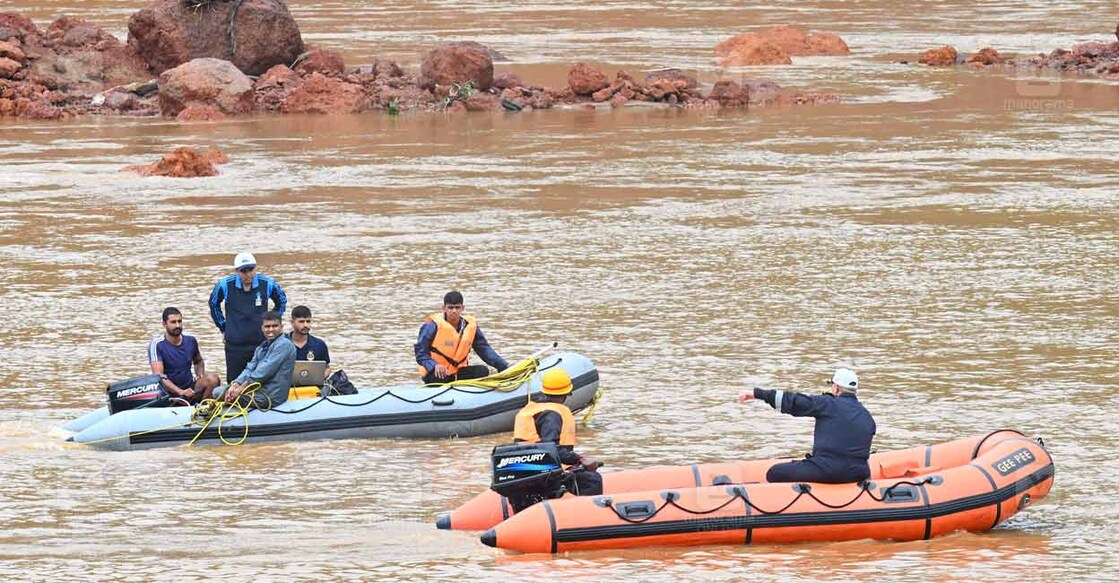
541;368;573;396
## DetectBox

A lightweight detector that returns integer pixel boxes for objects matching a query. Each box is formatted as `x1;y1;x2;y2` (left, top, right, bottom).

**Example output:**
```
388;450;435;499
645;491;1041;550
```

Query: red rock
158;58;254;117
968;47;1001;65
493;72;523;89
719;38;791;66
591;83;617;102
420;42;493;91
280;71;366;114
0;56;20;78
127;0;304;75
256;64;300;89
176;105;226;121
918;46;958;66
644;68;698;89
0;41;25;63
708;80;748;107
126;147;219;177
608;93;628;108
717;26;849;63
805;32;850;56
567;62;609;95
462;92;499;112
103;90;135;111
741;78;782;106
47;16;118;50
293;47;345;77
0;13;42;44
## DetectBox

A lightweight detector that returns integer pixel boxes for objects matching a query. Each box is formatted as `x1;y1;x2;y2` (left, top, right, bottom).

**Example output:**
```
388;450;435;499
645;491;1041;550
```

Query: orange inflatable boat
437;430;1038;531
481;434;1053;553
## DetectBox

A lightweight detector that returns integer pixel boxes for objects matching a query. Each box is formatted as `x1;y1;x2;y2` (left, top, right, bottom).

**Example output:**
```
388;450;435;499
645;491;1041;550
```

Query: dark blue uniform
753;388;876;484
209;273;286;381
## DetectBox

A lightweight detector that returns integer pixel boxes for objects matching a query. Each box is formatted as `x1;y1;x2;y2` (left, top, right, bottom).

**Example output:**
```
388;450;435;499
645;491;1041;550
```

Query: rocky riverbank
0;2;844;121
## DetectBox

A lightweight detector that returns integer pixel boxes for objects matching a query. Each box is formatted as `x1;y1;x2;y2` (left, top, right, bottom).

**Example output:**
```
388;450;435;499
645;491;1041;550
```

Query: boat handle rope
599;477;938;524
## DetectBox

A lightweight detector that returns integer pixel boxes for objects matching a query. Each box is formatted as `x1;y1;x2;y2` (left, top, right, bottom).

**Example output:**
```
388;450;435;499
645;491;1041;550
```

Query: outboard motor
107;374;169;414
491;443;569;513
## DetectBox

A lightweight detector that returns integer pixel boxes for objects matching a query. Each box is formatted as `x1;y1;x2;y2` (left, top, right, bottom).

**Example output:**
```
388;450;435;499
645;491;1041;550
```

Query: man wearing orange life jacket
414;290;509;385
513;368;604;496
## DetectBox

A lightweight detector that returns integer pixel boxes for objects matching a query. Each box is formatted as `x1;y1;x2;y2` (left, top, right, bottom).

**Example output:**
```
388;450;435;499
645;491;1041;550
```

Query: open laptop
293;360;327;387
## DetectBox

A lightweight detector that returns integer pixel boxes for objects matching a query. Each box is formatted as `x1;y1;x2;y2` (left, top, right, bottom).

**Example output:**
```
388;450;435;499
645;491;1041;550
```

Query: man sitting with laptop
288;305;332;392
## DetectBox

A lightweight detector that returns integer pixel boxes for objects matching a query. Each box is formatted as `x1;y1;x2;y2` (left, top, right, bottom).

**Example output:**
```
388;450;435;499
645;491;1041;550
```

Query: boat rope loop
188;382;268;446
599;477;938;525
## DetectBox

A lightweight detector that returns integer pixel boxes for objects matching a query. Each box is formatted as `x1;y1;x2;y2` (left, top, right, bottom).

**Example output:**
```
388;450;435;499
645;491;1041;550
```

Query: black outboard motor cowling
491;443;567;513
107;375;169;414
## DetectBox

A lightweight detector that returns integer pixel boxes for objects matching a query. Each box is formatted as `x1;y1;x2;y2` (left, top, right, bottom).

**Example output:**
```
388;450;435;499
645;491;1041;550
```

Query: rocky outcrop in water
1020;41;1119;79
716;26;850;67
127;0;304;76
1;9;838;120
124;146;230;177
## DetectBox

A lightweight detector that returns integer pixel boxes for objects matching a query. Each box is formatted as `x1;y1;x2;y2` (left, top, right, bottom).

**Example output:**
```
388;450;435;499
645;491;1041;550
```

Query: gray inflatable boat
63;352;599;450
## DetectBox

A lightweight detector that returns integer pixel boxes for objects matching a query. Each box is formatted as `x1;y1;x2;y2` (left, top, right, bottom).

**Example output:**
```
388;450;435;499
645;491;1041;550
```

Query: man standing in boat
208;252;287;382
739;367;876;484
513;368;603;496
414;290;508;384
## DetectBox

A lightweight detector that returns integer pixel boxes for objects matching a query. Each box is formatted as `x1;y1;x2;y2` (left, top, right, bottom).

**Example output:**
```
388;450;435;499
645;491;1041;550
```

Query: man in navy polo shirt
209;252;287;382
288;305;331;377
148;307;215;403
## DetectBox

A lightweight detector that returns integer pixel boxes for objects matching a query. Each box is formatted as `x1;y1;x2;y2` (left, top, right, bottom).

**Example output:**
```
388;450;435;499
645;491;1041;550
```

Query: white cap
831;368;858;391
233;252;257;270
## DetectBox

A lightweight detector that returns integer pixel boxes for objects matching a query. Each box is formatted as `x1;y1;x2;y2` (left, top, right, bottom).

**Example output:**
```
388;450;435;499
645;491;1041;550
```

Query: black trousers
765;459;869;484
225;343;257;383
569;469;603;496
422;364;490;385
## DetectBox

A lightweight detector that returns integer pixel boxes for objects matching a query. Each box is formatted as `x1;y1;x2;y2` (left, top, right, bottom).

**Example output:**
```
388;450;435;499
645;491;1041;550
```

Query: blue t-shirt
289;333;330;364
148;334;201;389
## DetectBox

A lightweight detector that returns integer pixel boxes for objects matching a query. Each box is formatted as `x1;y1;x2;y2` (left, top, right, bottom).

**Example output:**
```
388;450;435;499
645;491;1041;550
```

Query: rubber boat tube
65;352;598;450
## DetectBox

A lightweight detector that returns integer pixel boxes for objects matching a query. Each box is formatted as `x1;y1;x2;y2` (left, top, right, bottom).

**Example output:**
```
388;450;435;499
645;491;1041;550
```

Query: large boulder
158;57;253;116
420;42;494;90
567;62;610;95
127;0;304;76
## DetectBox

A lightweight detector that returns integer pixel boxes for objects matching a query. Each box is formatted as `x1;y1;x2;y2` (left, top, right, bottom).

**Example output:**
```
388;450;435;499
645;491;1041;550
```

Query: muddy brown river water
0;1;1116;581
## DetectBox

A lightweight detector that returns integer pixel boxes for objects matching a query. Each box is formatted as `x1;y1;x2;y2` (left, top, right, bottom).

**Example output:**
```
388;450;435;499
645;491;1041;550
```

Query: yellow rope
580;386;604;427
425;357;542;393
188;382;265;446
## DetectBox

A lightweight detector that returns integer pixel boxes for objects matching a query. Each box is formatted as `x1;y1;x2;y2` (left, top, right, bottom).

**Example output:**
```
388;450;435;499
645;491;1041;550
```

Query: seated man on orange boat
739;367;876;484
414;290;508;385
513;368;604;496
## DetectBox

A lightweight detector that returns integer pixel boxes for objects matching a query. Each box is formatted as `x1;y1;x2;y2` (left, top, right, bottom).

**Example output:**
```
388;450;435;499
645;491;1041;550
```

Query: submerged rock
124;146;229;177
918;46;959;66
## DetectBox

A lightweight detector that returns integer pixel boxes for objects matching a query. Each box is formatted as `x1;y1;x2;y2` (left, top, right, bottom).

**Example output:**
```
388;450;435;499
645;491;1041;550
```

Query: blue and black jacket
753;388;876;478
209;274;287;347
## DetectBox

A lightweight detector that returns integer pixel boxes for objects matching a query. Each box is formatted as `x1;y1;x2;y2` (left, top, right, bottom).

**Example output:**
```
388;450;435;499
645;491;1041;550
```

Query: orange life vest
417;313;478;377
513;401;576;446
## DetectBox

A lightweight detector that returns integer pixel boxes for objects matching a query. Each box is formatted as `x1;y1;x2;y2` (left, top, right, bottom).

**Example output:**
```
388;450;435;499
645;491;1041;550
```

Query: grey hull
66;352;599;450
